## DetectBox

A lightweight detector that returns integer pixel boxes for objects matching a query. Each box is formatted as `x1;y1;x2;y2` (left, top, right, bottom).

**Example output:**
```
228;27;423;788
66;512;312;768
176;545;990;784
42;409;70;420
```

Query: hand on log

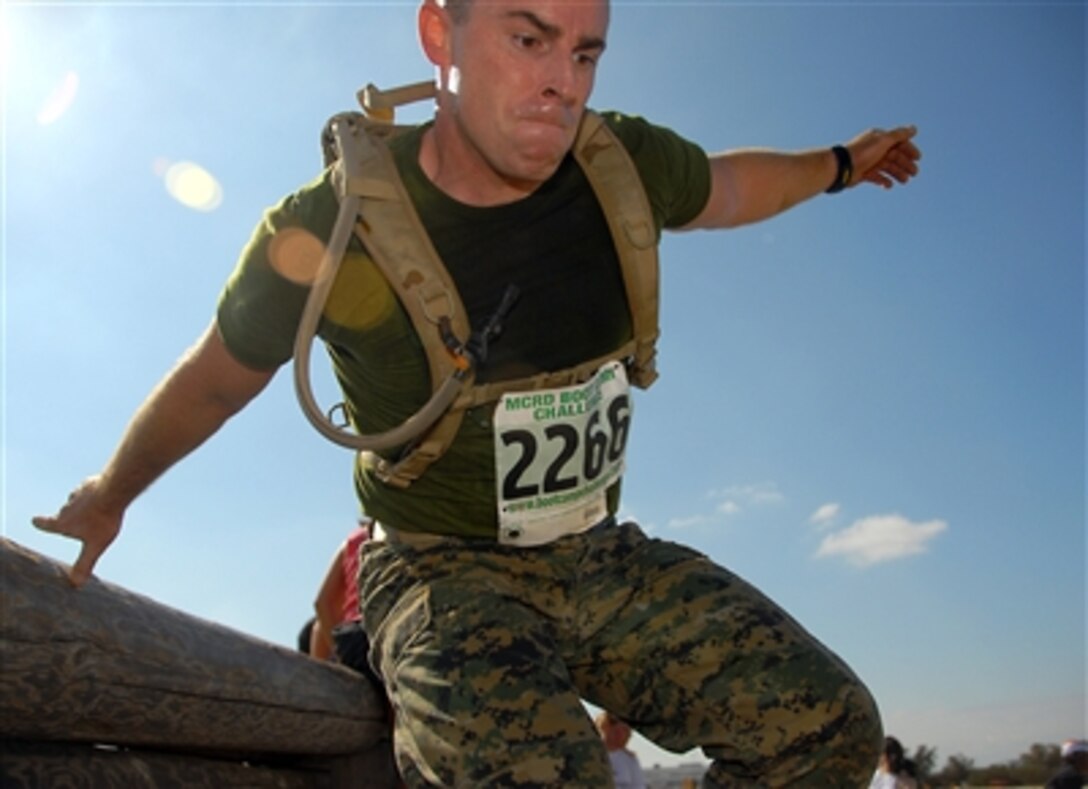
32;476;121;587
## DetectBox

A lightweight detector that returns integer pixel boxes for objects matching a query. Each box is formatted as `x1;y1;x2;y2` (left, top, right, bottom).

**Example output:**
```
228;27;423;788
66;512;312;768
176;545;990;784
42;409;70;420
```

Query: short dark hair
297;616;315;653
443;0;471;24
883;736;907;774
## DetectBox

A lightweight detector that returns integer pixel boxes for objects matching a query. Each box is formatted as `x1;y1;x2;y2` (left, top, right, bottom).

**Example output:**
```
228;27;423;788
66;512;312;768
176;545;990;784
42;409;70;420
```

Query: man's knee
701;671;883;788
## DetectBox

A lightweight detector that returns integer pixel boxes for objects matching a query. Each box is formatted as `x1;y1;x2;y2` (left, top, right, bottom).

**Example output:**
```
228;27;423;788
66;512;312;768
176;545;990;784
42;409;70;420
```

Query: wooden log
0;739;339;788
0;538;387;760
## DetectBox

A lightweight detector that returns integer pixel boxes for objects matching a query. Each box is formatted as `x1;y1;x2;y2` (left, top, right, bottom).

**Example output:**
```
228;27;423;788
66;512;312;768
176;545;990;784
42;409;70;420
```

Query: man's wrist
825;145;853;194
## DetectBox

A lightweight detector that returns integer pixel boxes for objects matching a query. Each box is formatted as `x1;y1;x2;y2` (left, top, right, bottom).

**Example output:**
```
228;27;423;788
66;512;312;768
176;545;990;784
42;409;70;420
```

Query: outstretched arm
683;125;921;230
33;322;275;586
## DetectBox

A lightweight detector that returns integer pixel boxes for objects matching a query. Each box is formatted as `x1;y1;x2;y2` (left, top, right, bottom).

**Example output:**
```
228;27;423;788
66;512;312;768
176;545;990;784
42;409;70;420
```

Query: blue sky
2;0;1084;772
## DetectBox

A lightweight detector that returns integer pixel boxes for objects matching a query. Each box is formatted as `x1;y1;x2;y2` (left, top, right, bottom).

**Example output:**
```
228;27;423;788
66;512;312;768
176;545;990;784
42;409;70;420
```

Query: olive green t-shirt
217;111;710;538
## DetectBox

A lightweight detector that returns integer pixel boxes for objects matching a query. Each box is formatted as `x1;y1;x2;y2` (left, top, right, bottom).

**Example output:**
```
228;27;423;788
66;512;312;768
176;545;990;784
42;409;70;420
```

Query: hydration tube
291;115;467;452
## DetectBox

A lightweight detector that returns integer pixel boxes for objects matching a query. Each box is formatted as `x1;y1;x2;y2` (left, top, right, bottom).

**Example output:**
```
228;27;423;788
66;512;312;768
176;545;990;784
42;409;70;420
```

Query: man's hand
30;325;274;589
846;125;922;190
33;476;123;587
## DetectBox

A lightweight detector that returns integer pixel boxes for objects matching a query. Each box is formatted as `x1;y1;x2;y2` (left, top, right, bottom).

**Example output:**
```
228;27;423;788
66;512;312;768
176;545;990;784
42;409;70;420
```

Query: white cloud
710;482;784;506
810;502;841;526
667;482;782;531
667;514;710;531
718;500;741;516
815;513;947;567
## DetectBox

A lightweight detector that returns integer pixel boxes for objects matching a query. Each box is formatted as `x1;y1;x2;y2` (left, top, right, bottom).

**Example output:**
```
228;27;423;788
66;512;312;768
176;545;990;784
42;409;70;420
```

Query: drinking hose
291;115;466;452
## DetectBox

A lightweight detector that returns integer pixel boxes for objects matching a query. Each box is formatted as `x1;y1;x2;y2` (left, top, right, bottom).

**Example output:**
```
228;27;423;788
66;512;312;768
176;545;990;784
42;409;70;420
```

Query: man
596;711;646;789
310;520;401;787
310;520;374;667
34;0;921;785
869;736;918;789
1047;740;1088;789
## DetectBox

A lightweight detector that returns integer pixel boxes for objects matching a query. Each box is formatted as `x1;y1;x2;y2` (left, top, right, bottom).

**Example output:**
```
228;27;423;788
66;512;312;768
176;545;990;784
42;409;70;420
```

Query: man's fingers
33;499;114;586
31;515;59;534
888;125;918;144
888;148;921;183
855;132;921;189
32;512;81;539
848;125;921;191
860;171;892;189
31;514;100;586
69;545;98;587
899;138;922;161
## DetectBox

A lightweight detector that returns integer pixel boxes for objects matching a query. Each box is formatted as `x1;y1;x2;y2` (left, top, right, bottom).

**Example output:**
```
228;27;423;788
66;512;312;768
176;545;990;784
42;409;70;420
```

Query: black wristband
825;145;853;194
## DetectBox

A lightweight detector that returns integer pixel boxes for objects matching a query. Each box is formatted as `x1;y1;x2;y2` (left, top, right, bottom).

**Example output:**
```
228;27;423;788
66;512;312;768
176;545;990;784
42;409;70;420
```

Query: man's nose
539;53;577;104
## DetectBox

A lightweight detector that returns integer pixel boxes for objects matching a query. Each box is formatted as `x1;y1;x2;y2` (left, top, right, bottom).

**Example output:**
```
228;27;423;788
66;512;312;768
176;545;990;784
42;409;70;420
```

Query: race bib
494;361;632;546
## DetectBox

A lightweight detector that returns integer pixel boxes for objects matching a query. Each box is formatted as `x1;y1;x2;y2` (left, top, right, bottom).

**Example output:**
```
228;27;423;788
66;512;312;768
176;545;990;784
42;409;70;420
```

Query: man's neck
418;122;540;207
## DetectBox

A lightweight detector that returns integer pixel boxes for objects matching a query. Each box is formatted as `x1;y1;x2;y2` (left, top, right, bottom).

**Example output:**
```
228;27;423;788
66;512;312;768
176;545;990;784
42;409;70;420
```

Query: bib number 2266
493;361;632;544
501;395;630;499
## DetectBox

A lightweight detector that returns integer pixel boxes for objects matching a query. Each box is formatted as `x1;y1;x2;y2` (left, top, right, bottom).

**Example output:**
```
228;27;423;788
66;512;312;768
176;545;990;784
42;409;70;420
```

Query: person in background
297;616;315;653
870;735;919;789
1047;739;1088;789
310;519;401;787
596;711;646;789
311;519;377;682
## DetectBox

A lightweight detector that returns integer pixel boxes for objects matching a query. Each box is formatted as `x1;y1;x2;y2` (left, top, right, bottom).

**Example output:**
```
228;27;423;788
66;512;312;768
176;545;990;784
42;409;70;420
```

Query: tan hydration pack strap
573;112;660;388
332;82;478;487
316;83;661;488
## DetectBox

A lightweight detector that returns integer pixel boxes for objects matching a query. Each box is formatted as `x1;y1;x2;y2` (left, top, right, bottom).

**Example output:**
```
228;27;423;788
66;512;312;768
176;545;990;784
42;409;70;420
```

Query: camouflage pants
358;520;882;788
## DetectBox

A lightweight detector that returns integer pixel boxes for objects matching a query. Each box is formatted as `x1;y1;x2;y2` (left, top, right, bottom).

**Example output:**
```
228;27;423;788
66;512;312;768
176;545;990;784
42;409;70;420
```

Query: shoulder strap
573;111;660;388
331;112;475;488
327;98;660;488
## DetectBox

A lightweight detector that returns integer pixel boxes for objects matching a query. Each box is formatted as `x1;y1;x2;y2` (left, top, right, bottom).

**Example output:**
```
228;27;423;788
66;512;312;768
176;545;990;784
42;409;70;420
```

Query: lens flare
37;70;79;125
163;161;223;212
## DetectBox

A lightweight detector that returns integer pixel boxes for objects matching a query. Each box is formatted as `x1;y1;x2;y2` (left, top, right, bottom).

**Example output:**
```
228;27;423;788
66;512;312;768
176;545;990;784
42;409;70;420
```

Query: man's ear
418;1;452;67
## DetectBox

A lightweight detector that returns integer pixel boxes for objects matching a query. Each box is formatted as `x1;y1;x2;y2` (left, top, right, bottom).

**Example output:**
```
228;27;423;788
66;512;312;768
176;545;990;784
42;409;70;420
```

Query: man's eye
513;34;541;50
575;53;598;67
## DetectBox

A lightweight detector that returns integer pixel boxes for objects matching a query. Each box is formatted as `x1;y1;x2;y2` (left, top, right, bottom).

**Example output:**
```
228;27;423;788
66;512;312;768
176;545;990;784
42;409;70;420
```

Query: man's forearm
97;325;274;516
684;126;920;231
701;147;835;229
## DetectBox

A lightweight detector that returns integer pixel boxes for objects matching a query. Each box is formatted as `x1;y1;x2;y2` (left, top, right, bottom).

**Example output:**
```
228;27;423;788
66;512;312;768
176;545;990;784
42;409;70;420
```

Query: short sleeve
215;171;340;370
600;112;712;231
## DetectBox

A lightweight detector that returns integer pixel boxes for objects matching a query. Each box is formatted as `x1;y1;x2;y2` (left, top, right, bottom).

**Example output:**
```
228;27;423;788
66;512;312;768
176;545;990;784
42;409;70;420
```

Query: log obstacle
0;538;397;787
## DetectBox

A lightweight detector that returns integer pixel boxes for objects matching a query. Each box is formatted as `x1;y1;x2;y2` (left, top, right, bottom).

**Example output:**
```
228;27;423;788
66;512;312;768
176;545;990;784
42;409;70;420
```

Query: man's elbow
183;330;276;414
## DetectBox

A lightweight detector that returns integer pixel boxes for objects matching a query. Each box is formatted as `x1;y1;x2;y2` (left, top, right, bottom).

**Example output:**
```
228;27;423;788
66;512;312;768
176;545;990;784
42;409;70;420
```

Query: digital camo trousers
357;521;882;788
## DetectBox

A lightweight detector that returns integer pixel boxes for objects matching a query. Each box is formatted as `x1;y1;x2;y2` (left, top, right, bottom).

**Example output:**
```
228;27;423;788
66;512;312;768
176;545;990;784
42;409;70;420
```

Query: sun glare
1;11;81;126
163;161;223;212
37;70;79;125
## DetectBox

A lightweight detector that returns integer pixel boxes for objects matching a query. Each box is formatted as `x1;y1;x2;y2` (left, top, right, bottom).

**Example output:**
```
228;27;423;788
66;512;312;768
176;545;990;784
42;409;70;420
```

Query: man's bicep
677;154;740;231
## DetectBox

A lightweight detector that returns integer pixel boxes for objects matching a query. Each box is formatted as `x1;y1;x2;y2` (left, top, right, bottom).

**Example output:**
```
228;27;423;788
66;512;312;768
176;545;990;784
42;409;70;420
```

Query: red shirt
339;522;371;623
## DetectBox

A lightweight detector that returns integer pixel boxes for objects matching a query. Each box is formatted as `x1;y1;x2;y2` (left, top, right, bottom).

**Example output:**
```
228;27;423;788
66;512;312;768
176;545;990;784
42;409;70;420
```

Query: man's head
297;616;315;653
1061;739;1088;773
418;0;609;200
880;736;906;773
595;711;632;751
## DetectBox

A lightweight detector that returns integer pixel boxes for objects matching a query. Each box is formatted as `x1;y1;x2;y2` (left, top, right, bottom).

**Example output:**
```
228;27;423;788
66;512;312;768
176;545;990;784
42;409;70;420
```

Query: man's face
441;0;609;188
602;718;631;750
